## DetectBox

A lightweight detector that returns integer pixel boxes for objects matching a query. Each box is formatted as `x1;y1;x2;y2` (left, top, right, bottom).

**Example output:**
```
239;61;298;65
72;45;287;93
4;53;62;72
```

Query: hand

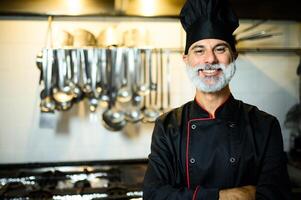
219;185;256;200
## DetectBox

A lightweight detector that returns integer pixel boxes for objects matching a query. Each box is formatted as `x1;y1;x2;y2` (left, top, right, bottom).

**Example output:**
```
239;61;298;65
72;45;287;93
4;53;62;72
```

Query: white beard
185;62;236;93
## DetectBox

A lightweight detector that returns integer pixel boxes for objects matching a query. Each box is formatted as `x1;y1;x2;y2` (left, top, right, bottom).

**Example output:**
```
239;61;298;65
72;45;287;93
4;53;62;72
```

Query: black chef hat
180;0;239;54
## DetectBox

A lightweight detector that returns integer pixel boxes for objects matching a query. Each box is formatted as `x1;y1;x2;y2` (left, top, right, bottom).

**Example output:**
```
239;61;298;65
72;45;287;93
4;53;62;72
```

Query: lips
198;68;222;77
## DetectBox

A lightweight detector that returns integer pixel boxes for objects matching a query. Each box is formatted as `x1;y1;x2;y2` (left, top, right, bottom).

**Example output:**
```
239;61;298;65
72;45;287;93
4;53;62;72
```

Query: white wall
0;17;299;163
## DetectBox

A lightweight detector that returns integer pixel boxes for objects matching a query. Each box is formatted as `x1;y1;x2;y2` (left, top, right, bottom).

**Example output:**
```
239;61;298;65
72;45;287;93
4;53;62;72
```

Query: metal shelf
237;48;301;55
165;47;301;55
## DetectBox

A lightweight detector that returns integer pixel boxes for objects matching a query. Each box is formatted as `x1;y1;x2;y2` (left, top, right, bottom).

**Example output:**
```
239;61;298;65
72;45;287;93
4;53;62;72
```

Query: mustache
189;64;226;72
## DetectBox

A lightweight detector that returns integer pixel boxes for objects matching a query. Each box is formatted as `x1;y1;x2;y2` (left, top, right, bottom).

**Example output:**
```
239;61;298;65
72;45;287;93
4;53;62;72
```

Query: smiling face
183;38;237;93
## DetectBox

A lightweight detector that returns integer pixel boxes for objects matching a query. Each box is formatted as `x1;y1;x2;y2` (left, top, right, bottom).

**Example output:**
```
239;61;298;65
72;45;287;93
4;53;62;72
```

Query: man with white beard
143;0;291;199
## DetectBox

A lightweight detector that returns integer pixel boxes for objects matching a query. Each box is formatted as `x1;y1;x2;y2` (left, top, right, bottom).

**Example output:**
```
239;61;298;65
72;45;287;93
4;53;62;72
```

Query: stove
0;159;147;200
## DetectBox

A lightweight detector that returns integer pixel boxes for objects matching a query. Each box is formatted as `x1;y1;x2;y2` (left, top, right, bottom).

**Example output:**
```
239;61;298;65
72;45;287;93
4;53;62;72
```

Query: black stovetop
0;159;148;199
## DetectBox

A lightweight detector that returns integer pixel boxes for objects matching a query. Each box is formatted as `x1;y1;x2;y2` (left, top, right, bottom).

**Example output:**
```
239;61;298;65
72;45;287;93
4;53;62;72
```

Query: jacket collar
189;94;240;121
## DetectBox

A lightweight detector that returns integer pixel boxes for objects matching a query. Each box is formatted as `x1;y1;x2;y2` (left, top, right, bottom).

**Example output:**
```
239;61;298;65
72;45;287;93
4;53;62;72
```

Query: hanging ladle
117;48;133;103
166;50;171;112
64;49;82;103
52;49;74;111
80;49;92;95
158;48;165;114
98;48;110;108
87;48;99;112
40;48;56;112
95;48;103;96
131;48;143;107
135;49;150;97
125;48;144;123
70;49;83;102
102;48;127;131
143;48;160;123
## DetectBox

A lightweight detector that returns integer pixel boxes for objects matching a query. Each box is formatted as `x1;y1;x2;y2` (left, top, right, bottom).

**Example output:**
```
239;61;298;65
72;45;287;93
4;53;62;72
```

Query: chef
143;0;291;199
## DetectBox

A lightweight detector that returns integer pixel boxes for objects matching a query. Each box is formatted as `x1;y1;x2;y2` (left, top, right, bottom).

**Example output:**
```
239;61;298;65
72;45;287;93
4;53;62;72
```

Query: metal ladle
87;48;99;112
102;48;127;131
159;49;165;114
65;49;82;102
80;49;92;95
125;48;144;123
95;48;103;96
40;48;55;112
98;48;110;108
52;49;74;111
127;48;148;122
70;49;83;102
143;49;160;123
131;48;143;107
166;50;171;112
135;49;150;97
117;48;133;103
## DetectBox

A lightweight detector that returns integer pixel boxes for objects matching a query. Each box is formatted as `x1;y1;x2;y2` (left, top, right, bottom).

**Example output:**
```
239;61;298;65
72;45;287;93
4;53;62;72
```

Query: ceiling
0;0;300;21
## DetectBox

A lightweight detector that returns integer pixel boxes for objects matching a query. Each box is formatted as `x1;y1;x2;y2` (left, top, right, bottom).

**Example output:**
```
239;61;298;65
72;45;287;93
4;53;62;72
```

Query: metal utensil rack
37;47;172;131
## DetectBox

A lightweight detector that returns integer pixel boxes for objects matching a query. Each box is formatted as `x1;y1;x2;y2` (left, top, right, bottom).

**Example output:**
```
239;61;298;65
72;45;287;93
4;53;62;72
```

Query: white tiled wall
0;17;299;163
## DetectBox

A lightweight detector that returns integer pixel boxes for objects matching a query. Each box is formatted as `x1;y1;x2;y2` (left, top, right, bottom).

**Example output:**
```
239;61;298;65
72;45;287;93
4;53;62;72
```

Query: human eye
193;48;205;55
214;45;228;54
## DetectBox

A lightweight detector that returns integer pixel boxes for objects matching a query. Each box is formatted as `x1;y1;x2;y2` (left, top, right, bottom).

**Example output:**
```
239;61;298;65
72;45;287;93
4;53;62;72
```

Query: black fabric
143;95;292;200
180;0;239;54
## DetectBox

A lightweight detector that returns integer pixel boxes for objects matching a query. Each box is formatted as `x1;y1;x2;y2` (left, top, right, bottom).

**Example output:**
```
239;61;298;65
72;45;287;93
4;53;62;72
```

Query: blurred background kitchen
0;0;301;199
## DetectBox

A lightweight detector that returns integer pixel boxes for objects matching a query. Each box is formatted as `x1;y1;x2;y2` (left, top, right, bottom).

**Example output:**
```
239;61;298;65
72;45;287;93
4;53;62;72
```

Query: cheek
217;53;233;64
188;56;203;67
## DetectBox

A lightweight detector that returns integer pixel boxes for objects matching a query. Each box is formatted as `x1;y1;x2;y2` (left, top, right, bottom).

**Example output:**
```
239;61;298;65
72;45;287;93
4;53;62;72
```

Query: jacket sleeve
143;119;219;200
256;119;292;200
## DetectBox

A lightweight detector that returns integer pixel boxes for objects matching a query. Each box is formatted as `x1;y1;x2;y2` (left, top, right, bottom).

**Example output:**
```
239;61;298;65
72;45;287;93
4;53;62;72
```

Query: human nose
203;50;217;64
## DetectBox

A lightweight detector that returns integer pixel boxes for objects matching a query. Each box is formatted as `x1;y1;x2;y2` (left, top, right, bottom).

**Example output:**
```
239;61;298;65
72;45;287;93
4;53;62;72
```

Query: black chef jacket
143;95;291;200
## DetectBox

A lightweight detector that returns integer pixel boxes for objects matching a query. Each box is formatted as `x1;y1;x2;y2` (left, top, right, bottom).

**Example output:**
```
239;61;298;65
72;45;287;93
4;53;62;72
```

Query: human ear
233;52;238;60
183;54;188;65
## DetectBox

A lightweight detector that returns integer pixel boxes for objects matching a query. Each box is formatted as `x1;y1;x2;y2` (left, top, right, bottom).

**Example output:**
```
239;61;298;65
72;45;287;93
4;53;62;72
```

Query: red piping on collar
195;99;214;119
192;185;201;200
194;95;231;119
186;117;213;189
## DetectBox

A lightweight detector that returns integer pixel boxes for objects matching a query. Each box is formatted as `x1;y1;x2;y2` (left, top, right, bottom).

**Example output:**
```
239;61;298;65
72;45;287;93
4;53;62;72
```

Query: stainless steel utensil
87;48;99;112
70;49;83;102
136;49;150;97
131;48;143;107
159;49;165;114
80;49;92;95
40;48;55;112
117;48;133;103
234;20;267;35
52;49;74;110
166;50;171;111
98;48;110;108
102;48;127;131
95;48;103;95
125;48;144;123
236;30;282;42
143;49;160;123
155;49;161;107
